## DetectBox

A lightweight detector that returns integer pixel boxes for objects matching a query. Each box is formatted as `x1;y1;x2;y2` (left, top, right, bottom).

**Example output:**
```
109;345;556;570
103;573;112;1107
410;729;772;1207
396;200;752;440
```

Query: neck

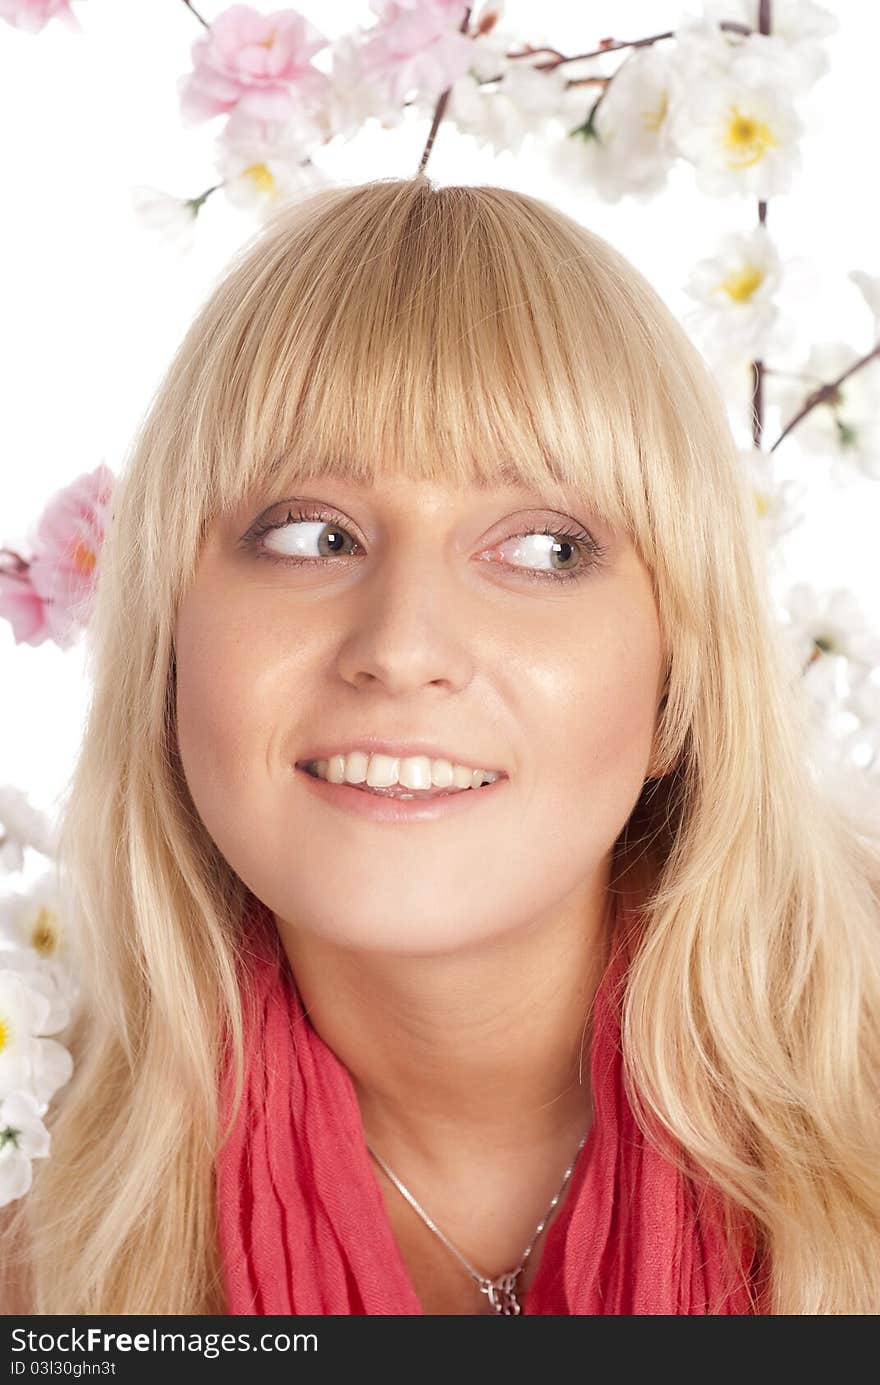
274;873;615;1179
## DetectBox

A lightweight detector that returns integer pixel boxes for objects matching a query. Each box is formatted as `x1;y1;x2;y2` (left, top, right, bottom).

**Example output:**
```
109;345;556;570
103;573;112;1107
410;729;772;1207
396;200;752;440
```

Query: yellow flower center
72;538;96;577
31;907;60;957
0;1014;10;1055
722;265;764;304
724;106;778;168
243;162;276;196
641;90;669;134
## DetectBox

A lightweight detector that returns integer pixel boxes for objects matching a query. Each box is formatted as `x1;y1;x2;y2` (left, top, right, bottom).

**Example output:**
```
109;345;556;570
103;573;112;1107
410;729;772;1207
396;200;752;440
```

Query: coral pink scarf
217;895;764;1314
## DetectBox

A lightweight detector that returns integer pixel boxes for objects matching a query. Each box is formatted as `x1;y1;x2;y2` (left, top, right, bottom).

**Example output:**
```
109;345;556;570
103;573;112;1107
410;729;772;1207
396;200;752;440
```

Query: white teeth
452;763;473;790
430;758;454;789
308;751;501;791
366;753;402;788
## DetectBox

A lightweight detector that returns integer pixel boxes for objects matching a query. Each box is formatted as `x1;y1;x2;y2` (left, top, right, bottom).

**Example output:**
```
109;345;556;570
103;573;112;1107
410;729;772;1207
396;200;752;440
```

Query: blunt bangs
187;179;676;562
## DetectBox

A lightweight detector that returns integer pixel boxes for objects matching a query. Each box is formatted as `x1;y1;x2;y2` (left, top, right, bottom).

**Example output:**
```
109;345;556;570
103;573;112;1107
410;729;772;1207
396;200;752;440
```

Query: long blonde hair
4;175;879;1314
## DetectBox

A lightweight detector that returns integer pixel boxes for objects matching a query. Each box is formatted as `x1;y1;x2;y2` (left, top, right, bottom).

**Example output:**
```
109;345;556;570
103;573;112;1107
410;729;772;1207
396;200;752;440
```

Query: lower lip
294;766;509;822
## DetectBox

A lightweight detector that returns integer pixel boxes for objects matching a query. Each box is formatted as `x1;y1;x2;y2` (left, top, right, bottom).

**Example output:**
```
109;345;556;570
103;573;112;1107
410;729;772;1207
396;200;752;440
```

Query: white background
1;0;878;846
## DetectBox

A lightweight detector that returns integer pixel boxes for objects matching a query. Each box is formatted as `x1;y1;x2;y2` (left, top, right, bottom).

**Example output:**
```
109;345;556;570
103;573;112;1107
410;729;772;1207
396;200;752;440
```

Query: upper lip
295;736;508;774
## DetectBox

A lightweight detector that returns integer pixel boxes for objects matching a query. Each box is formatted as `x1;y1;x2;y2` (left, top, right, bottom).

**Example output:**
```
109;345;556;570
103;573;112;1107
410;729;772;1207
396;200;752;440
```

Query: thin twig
474;21;750;96
505;21;752;71
0;547;29;572
417;5;472;175
750;205;769;449
749;1;772;448
181;0;209;29
769;343;880;453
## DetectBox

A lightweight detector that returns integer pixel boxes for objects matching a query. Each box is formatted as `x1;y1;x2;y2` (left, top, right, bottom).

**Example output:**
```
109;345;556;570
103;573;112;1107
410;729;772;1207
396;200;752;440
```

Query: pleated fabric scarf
216;895;765;1315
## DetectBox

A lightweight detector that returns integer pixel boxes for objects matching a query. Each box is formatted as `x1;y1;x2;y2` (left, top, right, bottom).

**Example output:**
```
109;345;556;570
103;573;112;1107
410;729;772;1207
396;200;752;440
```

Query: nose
334;553;475;696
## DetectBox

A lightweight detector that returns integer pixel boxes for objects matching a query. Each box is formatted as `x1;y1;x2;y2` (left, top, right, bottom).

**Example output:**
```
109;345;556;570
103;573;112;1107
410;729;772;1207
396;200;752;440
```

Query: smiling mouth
298;763;497;798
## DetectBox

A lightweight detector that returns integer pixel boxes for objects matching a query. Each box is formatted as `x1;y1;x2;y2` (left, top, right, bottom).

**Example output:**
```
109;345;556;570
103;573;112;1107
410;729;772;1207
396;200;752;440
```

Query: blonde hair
4;175;879;1314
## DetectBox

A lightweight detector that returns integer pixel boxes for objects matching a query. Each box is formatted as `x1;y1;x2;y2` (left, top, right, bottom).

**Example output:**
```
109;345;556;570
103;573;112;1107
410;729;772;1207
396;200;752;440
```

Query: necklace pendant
483;1271;522;1315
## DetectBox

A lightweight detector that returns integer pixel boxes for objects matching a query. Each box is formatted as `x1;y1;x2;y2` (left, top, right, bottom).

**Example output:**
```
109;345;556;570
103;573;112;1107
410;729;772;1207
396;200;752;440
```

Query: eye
240;506;609;584
241;506;360;562
485;524;608;583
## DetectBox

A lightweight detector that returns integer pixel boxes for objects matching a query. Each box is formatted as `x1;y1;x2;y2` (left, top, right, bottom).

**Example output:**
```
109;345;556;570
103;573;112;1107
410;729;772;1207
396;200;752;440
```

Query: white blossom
0;964;73;1104
130;186;199;254
849;271;880;339
671;17;752;83
449;61;568;157
701;0;839;43
840;675;880;773
665;21;808;202
781;583;880;684
547;42;682;203
0;785;56;874
591;46;680;199
739;445;808;556
324;33;407;140
216;111;330;218
0;1090;50;1207
683;226;795;359
802;711;880;825
449;71;527;156
0;873;78;1003
669;19;819;100
700;0;838;83
548;116;665;202
445;13;574;158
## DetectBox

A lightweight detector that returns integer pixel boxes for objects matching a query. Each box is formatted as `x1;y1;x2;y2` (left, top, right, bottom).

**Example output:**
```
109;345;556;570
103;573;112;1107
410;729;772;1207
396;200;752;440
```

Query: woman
4;175;879;1314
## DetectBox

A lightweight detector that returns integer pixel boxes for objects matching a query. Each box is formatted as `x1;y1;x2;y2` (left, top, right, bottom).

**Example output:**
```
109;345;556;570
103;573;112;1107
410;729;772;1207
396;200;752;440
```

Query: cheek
175;604;246;773
173;590;276;860
172;586;328;902
525;619;661;823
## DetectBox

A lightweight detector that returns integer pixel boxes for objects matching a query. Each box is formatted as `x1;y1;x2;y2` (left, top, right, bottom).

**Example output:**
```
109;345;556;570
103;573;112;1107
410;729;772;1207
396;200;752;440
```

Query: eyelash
240;505;609;584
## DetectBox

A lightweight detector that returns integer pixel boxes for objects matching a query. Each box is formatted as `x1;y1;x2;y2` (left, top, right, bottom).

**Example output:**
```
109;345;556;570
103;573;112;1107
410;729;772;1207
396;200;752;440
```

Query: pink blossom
0;465;115;650
178;4;330;126
0;0;81;34
0;561;48;646
360;0;474;104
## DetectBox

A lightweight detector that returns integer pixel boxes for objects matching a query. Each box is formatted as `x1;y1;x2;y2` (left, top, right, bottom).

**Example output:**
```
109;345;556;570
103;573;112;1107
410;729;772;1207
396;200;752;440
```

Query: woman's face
174;470;667;955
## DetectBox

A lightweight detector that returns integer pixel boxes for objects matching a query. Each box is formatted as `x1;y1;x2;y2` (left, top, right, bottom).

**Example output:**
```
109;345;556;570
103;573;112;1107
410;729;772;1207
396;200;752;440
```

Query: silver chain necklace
365;1127;590;1315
